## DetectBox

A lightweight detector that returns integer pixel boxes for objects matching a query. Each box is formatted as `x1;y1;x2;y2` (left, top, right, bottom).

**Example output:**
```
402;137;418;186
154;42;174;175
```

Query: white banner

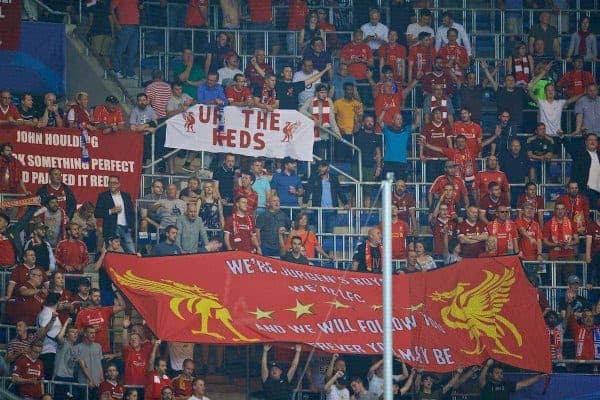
165;105;315;161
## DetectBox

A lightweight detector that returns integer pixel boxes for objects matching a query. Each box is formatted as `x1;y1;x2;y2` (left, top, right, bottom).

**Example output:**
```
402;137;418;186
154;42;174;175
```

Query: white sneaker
114;71;125;79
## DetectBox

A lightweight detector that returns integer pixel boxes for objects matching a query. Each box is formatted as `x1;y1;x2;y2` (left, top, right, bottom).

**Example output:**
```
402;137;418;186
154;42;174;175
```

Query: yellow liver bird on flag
429;268;523;359
111;269;258;342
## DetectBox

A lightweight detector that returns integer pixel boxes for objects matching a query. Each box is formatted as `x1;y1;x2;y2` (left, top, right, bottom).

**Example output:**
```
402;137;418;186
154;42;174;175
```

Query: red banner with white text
0;0;21;50
105;253;551;373
1;126;143;203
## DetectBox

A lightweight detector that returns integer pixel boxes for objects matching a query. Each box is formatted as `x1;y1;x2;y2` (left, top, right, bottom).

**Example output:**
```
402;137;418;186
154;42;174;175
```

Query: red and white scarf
430;96;448;120
232;213;254;237
513;56;531;85
547;326;563;361
312;98;331;140
549;217;573;243
364;241;383;272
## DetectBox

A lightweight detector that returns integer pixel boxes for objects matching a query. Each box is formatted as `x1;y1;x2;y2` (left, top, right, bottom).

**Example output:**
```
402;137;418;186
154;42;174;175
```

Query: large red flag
0;0;21;50
105;253;551;373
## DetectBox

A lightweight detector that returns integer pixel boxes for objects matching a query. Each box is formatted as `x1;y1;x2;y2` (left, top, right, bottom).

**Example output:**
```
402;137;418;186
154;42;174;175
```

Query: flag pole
382;172;394;400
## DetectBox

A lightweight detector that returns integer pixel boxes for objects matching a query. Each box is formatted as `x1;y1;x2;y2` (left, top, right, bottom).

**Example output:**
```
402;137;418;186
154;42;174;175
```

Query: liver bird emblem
282;121;301;142
429;268;523;359
111;269;258;342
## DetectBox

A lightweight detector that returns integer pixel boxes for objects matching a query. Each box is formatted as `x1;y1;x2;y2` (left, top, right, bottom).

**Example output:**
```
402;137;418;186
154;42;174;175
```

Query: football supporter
53;322;79;399
408;32;436;83
0;143;29;195
92;95;126;133
378;30;407;82
432;183;460;221
438;28;469;82
382;204;411;259
0;89;21;124
473;155;510;205
36;293;62;379
171;358;195;398
567;307;600;372
428;161;469;210
245;49;273;90
420;108;453;180
225;74;254;107
556;181;590;236
430;200;457;258
75;326;104;394
479;182;510;224
0;207;35;267
270;158;304;207
280;235;311;265
420;56;457;97
122;315;153;387
234;171;259;216
452;107;483;150
145;342;171;400
11;341;45;400
281;213;332;261
557;56;595;97
516;203;544;262
422;84;454;125
340;30;374;81
224;196;261;254
4;249;47;321
261;344;302;400
585;216;600;285
152;225;183;256
486;205;519;256
75;288;126;353
543;202;579;281
94;175;136;253
36;168;77;220
456;205;488;257
145;69;172;119
67;92;95;129
176;202;210;254
256;195;292;256
479;360;545;397
10;267;47;325
517;182;545;228
405;8;434;47
391;179;417;229
55;222;89;275
300;84;341;151
99;364;125;400
189;377;209;400
352;227;384;273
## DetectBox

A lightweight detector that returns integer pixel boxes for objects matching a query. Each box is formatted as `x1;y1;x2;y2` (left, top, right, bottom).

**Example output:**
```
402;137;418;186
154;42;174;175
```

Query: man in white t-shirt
529;63;584;136
168;342;195;373
36;292;61;379
367;358;410;398
406;8;434;46
188;377;210;400
293;59;321;107
325;370;350;400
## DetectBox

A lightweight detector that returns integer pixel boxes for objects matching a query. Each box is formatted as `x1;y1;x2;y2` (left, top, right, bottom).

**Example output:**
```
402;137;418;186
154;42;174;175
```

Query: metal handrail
34;0;71;24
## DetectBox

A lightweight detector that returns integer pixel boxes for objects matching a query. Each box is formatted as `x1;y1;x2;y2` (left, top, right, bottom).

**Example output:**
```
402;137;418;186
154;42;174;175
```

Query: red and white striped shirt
145;81;172;118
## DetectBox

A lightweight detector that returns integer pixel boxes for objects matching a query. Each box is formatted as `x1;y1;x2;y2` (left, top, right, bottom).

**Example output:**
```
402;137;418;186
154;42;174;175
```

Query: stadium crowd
2;0;600;399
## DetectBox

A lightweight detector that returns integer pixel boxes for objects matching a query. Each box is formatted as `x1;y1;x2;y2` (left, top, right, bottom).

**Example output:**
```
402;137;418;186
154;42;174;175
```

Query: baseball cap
444;160;456;168
567;274;580;284
105;95;119;104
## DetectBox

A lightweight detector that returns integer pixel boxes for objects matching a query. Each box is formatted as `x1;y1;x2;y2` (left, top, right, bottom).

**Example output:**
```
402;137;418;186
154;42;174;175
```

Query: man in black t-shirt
280;235;310;265
212;153;237;204
352;227;383;273
261;344;302;400
479;359;545;400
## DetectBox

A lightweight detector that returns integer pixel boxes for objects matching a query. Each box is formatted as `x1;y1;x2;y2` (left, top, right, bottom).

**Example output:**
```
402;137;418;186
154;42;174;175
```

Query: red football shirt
456;220;487;257
123;342;153;385
557;70;595;97
111;0;140;25
145;371;172;400
378;219;410;259
517;194;544;214
248;0;272;23
543;218;576;259
568;316;600;360
408;43;436;75
441;143;481;182
233;187;259;216
392;191;415;223
421;121;453;157
288;0;309;30
374;92;404;130
438;43;469;80
44;184;70;215
487;220;518;255
0;235;15;266
341;42;373;80
515;217;542;260
556;194;590;233
92;105;124;125
379;43;407;80
12;355;44;399
452;121;482;149
54;239;89;274
185;0;208;27
75;306;114;353
225;86;253;104
429;175;468;203
420;71;455;96
586;221;600;255
0;104;20;121
98;379;125;400
479;194;509;222
15;281;45;325
224;214;256;252
473;170;510;201
431;217;456;256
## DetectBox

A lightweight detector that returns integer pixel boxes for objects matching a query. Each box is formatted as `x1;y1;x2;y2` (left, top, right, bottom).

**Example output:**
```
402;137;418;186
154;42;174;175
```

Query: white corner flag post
382;172;394;400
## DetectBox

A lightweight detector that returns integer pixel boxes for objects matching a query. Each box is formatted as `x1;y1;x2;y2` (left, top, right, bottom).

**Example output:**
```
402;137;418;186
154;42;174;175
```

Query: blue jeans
116;225;136;254
113;25;139;76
